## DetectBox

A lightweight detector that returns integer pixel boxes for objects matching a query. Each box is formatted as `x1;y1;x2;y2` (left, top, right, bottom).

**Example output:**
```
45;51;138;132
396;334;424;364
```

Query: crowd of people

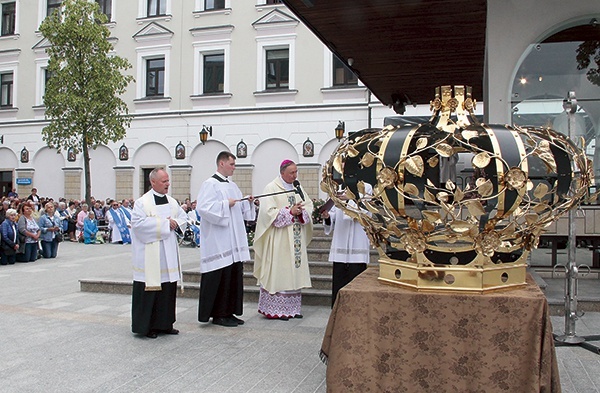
2;160;372;338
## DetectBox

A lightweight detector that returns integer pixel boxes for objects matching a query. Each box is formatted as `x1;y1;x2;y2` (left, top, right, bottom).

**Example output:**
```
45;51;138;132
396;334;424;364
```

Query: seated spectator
106;200;130;244
83;211;99;244
66;201;78;241
39;202;62;259
0;208;20;265
76;203;89;241
56;202;70;234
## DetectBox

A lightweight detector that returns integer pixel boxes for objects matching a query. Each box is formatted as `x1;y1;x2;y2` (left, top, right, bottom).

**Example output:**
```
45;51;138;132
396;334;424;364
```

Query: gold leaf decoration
450;220;474;233
477;179;494;197
504;167;527;190
404;183;419;196
475;177;487;187
533;183;549;199
405;156;424;177
462;130;479;141
472;152;491;168
416;137;428;149
466;200;486;217
345;188;356;201
534;140;557;173
424;188;436;202
359;152;375;168
357;181;366;196
437;191;450;203
376;167;398;189
524;213;539;225
422;210;441;223
454;188;464;202
435;143;454;157
428;156;439;168
422;220;435;233
445;179;456;191
347;145;360;158
333;155;344;174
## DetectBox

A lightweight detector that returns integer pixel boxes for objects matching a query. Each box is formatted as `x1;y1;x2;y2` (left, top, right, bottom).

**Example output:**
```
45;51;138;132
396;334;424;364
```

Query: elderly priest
130;168;188;339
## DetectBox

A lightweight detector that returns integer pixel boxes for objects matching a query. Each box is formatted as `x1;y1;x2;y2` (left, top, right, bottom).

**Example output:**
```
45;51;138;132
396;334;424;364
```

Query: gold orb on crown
321;85;593;292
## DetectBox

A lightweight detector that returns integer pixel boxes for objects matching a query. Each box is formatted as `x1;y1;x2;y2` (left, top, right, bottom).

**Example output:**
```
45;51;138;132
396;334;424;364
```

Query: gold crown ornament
321;85;593;292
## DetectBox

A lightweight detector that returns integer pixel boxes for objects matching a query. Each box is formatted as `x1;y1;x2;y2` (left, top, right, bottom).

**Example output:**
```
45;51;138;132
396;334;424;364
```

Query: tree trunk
82;133;92;206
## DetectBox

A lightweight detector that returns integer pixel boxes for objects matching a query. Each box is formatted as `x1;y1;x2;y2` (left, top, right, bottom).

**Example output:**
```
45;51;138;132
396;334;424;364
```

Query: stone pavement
2;241;600;392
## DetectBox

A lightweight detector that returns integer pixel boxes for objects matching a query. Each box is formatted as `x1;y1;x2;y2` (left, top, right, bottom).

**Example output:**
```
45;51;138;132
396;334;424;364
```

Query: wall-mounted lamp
67;147;76;162
335;121;345;141
20;147;29;163
119;143;129;161
175;141;185;160
199;125;212;145
236;139;247;158
303;137;314;157
0;135;3;144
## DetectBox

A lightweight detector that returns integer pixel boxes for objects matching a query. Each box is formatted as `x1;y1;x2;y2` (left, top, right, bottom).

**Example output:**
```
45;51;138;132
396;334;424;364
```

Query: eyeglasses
112;204;118;207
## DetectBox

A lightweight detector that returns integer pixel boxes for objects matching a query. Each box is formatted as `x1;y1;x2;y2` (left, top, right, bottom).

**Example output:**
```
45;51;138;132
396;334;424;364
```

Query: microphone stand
237;188;299;202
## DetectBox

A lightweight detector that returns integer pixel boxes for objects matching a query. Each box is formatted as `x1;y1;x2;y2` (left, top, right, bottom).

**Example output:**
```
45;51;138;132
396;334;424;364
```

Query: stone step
79;279;332;306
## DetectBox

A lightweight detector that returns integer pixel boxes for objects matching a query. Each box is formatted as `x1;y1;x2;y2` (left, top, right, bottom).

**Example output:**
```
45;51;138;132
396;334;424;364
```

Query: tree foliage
576;40;600;87
39;0;133;202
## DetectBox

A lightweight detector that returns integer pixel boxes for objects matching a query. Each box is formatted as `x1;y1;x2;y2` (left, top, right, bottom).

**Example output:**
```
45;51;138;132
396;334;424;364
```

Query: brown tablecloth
321;267;561;392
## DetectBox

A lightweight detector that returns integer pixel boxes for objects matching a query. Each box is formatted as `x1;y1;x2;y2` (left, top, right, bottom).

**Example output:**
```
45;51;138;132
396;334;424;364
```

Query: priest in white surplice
196;151;255;327
322;183;373;308
253;160;313;320
130;168;188;339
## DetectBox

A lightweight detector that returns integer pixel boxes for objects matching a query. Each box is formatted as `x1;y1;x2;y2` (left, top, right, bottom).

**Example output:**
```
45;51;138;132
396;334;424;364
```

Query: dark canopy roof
282;0;487;112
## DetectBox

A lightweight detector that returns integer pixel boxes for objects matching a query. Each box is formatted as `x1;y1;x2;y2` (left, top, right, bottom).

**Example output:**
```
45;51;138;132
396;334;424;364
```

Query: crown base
378;257;527;293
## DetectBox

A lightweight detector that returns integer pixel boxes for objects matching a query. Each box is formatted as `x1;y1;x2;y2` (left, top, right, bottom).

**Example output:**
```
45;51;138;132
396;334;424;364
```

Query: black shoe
293;314;303;319
212;317;237;327
162;328;179;335
230;315;245;325
146;331;158;339
279;316;290;321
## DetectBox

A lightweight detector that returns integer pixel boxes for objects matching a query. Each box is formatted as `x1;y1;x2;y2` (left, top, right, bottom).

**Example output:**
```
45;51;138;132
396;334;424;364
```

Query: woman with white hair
1;208;20;265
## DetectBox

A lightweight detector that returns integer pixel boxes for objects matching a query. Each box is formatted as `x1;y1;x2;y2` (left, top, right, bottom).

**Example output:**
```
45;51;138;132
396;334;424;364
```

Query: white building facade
0;0;598;202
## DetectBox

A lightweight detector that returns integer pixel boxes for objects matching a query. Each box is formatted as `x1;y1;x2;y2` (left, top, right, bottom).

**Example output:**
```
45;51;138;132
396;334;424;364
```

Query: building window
203;53;224;94
1;2;15;36
145;58;165;97
1;72;13;107
266;0;283;4
47;0;61;17
147;0;166;17
96;0;111;21
266;48;289;89
333;57;358;86
205;0;225;10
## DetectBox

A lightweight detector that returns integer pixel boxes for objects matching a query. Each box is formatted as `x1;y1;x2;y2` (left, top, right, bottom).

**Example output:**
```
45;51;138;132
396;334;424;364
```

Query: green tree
39;0;133;204
577;40;600;86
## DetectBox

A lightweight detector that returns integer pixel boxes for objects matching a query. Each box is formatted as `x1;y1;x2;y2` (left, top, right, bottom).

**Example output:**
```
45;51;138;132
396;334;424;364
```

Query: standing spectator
17;202;40;262
130;168;187;338
196;151;255;327
39;202;61;259
93;201;105;226
26;188;41;212
107;200;131;244
321;184;373;307
120;199;133;220
0;208;20;265
253;160;313;320
83;211;99;244
7;188;18;199
0;199;9;224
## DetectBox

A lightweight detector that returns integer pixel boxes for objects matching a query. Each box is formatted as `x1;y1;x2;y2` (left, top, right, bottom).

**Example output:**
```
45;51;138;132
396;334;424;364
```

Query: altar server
196;151;255;327
322;183;373;307
130;168;187;338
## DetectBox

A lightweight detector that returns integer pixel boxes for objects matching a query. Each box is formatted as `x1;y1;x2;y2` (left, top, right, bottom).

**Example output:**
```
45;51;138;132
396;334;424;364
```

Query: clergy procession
0;157;370;340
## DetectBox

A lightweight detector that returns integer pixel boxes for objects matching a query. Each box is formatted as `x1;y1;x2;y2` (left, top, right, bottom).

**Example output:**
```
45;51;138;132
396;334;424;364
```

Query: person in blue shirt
83;211;99;244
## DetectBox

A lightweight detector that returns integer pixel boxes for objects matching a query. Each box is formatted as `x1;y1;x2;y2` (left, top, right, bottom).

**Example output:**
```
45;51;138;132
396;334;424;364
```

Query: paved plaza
1;241;600;392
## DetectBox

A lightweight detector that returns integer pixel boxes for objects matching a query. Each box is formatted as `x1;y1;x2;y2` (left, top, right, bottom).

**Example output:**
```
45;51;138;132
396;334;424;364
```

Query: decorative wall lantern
67;147;76;162
199;125;212;145
302;137;314;157
20;147;29;163
335;121;345;141
119;143;129;161
175;141;185;159
0;135;3;144
236;139;247;158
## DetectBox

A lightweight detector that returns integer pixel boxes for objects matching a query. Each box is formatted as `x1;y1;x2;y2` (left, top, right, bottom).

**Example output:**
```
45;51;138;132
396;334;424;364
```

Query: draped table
320;268;561;392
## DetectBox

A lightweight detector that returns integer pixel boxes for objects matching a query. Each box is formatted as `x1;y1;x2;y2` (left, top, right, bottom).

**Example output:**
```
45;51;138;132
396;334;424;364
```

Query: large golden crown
321;85;593;292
